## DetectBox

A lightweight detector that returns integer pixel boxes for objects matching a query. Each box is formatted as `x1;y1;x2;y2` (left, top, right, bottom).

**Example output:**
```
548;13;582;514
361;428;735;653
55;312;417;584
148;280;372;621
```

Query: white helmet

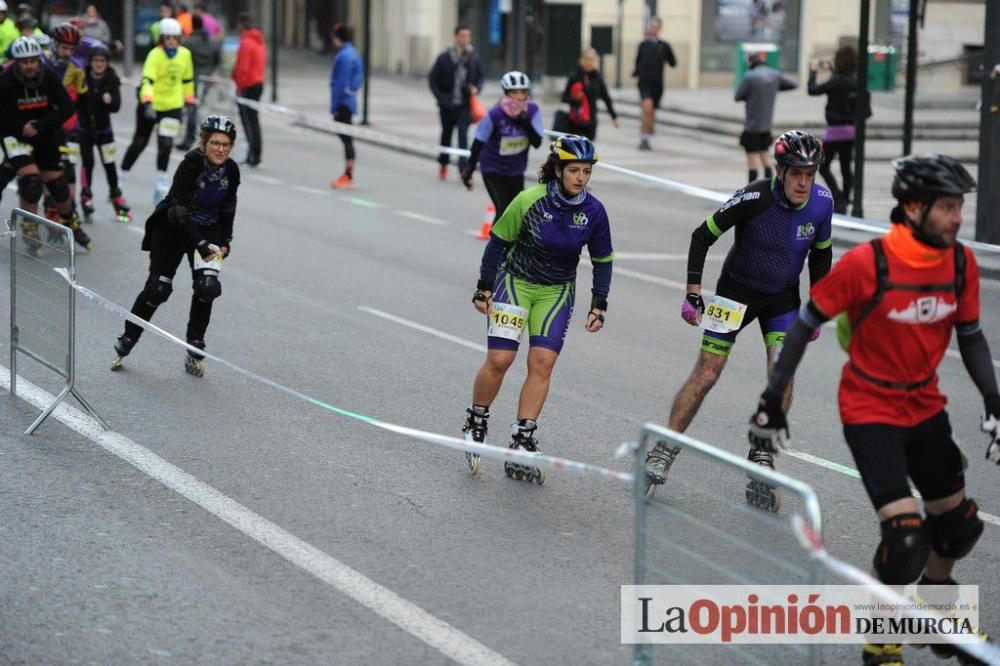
0;1;8;12
500;70;531;92
9;35;42;59
159;17;182;38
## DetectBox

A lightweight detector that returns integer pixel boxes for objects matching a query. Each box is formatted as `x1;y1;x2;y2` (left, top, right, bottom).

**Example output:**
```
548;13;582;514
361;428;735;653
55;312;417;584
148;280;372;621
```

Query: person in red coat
231;12;265;166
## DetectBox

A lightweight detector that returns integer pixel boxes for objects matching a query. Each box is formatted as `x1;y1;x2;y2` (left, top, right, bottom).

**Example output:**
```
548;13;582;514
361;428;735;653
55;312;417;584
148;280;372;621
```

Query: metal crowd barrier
7;208;107;434
631;424;823;665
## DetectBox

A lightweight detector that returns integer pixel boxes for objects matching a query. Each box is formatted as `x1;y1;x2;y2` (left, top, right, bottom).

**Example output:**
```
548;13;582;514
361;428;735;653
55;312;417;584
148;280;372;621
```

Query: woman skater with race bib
461;136;614;483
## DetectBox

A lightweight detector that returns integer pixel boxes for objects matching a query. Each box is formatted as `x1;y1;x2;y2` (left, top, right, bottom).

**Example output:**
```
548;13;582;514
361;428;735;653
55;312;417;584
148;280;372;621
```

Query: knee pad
17;173;44;203
873;513;931;585
45;175;70;204
926;498;983;560
141;274;173;307
192;269;221;303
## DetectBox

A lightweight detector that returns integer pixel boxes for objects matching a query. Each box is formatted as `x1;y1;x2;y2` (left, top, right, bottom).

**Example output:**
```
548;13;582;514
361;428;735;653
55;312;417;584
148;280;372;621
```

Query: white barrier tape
792;514;1000;665
123;74;1000;253
52;268;632;484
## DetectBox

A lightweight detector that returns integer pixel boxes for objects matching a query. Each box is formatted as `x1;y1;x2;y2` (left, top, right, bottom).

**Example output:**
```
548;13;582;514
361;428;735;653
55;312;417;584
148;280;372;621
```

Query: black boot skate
80;188;94;223
461;404;489;476
184;339;206;377
110;188;131;223
60;211;90;250
504;419;545;485
111;334;136;370
746;448;781;512
644;440;680;499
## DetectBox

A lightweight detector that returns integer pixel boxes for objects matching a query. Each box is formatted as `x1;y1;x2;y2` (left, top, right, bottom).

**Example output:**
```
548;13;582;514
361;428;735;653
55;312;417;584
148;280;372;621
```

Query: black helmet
200;114;237;142
891;154;976;203
88;43;111;62
773;130;824;168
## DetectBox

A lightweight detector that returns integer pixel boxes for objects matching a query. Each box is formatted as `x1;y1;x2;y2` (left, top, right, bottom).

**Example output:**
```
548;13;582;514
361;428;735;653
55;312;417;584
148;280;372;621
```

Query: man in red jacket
231;12;265;167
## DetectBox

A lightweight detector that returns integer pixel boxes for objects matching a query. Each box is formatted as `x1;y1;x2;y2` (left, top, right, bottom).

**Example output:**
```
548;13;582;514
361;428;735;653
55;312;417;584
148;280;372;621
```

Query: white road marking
291;184;328;196
612;252;720;261
395;210;450;226
359;307;486;353
0;369;514;666
245;173;283;186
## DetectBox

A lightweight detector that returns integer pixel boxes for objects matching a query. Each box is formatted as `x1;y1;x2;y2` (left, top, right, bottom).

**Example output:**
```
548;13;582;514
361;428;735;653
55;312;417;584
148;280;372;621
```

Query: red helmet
53;23;81;46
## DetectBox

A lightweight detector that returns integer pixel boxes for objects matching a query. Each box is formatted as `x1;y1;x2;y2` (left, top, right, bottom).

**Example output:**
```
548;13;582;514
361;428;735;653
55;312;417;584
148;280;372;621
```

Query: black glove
748;389;789;453
472;278;492;304
516;111;532;127
460;168;474;189
984;394;1000;465
195;240;215;260
142;103;157;121
589;297;607;323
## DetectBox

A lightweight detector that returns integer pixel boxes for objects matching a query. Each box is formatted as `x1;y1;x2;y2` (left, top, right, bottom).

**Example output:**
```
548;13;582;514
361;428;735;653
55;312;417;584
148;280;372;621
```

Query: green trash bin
867;45;898;91
735;42;781;86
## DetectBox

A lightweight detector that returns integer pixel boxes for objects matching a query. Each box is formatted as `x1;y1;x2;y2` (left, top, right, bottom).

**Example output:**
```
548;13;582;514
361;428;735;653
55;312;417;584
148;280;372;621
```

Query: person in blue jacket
329;23;363;189
460;71;543;225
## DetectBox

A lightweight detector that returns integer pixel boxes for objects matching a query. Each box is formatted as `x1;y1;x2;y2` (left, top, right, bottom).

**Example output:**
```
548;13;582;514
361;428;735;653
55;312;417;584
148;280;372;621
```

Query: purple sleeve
531;107;544;136
474;112;494;142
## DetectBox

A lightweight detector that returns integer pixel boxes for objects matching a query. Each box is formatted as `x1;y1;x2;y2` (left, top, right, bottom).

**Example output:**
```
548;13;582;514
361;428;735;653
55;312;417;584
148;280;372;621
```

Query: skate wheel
184;357;205;377
504;466;513;478
645;481;657;500
111;355;123;371
534;470;545;485
466;452;480;477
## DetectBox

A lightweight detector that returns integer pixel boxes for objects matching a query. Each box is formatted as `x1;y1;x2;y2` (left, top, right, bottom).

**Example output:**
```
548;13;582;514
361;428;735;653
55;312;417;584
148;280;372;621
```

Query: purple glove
682;292;705;325
808;327;821;342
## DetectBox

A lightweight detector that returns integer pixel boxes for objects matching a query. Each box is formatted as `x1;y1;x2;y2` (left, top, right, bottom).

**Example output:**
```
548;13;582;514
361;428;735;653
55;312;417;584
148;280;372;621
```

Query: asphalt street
1;87;999;665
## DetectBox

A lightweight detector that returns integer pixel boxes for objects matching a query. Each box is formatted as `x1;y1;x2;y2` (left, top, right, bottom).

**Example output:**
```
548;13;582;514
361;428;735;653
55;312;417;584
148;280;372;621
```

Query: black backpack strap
954;241;966;303
853;238;889;330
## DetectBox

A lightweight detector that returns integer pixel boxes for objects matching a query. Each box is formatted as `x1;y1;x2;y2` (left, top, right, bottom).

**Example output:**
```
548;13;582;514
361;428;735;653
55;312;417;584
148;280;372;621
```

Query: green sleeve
492;183;546;243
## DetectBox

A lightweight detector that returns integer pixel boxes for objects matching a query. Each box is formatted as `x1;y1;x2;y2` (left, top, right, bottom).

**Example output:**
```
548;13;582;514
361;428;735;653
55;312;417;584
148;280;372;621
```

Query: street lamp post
852;0;871;218
975;0;1000;243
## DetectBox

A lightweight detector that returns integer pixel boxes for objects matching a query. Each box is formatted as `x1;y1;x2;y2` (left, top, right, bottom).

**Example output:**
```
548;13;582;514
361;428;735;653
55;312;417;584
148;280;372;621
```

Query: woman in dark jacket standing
560;48;619;140
111;114;241;377
807;45;862;213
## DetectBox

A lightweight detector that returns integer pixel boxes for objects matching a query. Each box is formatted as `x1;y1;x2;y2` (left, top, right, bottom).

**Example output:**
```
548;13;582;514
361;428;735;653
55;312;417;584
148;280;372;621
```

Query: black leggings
122;107;183;172
79;129;119;193
237;83;263;164
334;105;355;161
481;172;524;223
819;139;854;210
125;221;223;347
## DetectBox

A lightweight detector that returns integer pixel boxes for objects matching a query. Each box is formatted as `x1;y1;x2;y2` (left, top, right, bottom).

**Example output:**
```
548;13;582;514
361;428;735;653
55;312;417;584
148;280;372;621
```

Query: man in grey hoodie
735;52;797;183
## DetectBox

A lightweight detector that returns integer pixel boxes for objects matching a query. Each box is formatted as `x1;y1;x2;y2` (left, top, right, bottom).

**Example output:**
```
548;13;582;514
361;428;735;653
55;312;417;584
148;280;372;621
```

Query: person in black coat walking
561;48;619;141
808;45;865;214
428;25;483;180
633;16;676;151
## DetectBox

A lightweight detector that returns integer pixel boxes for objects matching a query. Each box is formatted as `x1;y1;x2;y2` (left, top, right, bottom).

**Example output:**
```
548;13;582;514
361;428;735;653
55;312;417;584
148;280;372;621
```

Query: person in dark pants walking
329;23;363;189
633;16;676;151
562;47;619;141
808;45;866;214
428;25;482;181
735;52;797;183
231;12;265;167
177;14;218;151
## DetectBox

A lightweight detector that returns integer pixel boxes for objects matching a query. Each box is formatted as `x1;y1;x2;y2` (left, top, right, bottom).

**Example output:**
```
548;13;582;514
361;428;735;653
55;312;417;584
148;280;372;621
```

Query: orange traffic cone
476;204;495;240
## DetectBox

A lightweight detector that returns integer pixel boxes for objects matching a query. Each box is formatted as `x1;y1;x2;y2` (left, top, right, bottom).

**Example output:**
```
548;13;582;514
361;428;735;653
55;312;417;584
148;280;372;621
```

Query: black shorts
739;130;773;153
638;82;663;108
2;130;65;171
843;411;966;511
701;272;800;356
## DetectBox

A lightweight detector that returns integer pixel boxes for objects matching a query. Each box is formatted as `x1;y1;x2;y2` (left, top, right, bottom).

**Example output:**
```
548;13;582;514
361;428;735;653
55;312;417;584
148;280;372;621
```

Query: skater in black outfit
111;114;240;377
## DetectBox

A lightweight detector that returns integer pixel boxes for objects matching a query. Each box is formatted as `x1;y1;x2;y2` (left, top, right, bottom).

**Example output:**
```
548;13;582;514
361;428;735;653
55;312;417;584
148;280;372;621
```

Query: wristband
591;297;608;312
476;278;493;292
